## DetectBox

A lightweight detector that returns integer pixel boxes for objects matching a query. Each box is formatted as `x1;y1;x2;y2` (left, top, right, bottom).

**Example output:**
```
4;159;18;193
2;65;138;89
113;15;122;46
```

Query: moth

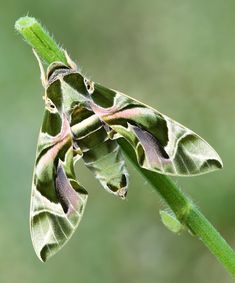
31;50;222;262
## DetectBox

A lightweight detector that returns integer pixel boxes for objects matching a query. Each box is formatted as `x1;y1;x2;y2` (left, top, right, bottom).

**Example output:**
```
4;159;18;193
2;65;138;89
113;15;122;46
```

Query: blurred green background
1;0;235;282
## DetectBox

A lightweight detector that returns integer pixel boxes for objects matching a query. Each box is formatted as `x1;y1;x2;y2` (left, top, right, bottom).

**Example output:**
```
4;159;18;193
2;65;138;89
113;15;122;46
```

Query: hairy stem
15;16;235;277
119;139;235;276
15;16;67;64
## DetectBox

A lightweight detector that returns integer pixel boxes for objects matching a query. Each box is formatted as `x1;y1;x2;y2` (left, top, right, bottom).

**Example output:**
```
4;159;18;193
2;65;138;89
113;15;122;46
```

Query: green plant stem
119;140;235;276
15;16;235;277
15;17;67;64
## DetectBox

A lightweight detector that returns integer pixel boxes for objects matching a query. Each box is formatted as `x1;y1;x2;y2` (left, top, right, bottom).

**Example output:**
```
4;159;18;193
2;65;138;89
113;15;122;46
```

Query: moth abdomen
82;138;128;198
70;108;129;197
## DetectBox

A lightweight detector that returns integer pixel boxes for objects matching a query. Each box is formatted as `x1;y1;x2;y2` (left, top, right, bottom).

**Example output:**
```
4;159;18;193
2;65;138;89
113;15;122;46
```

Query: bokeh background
1;0;235;282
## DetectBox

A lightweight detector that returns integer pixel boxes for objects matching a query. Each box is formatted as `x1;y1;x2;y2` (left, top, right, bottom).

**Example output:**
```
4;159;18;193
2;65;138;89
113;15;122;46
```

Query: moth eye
84;78;94;94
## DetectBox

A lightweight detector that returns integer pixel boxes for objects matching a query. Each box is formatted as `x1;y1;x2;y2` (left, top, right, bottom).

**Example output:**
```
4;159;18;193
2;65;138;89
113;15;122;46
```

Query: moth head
47;62;71;83
46;50;78;82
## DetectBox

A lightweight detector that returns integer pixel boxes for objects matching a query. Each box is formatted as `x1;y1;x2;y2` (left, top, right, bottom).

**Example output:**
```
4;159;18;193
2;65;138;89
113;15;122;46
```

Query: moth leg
32;48;47;88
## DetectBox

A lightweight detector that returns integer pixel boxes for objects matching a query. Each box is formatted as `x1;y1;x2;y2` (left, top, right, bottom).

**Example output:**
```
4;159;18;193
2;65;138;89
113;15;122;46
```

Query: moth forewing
30;60;88;262
91;84;223;176
30;119;88;262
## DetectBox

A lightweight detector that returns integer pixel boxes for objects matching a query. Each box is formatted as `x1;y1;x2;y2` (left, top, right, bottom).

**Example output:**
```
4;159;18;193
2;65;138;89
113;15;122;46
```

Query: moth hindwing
31;51;222;262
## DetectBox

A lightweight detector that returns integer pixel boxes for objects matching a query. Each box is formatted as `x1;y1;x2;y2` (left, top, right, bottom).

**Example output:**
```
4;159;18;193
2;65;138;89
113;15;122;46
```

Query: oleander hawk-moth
31;50;222;262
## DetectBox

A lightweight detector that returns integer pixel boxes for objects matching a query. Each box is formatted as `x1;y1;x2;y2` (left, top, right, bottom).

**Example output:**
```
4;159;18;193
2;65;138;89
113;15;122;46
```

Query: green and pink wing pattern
30;58;222;262
31;99;88;262
91;84;222;176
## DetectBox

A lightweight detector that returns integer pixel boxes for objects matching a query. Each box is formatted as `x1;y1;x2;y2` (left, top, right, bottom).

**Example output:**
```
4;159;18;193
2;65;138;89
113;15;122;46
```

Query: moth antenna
32;48;47;88
64;49;78;71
